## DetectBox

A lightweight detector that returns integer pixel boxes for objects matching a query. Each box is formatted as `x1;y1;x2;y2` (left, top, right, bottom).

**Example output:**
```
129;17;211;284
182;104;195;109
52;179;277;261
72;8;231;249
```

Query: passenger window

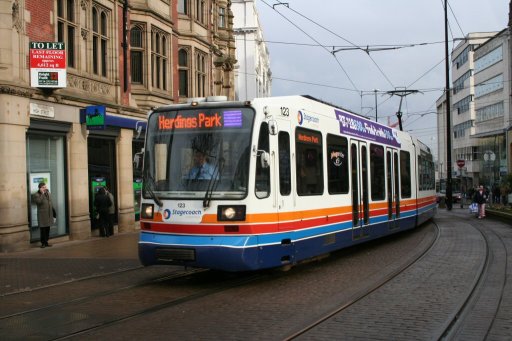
370;144;385;200
296;128;323;196
327;134;349;194
400;151;411;198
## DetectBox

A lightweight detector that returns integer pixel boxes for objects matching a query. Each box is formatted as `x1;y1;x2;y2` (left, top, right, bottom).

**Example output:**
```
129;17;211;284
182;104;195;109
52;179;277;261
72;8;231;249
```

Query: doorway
88;137;117;230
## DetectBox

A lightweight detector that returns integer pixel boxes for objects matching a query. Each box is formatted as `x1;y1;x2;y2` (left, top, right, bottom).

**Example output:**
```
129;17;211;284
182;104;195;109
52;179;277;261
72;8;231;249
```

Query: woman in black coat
473;185;488;219
95;187;112;237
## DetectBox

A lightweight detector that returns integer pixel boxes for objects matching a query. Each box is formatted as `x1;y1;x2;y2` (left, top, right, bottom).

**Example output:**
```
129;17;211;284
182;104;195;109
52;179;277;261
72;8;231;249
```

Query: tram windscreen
143;107;255;200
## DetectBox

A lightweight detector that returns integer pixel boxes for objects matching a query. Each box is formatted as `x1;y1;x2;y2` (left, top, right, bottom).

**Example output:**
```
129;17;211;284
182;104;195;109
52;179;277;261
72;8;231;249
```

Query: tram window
296;128;323;196
255;122;270;198
418;153;434;191
279;132;291;195
370;144;385;200
400;151;411;198
327;134;348;194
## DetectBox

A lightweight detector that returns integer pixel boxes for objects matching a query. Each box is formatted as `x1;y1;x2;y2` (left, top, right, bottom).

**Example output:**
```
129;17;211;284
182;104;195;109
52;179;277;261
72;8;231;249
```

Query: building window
452;45;470;70
92;6;110;77
151;29;168;91
475;45;503;73
476;101;504;122
130;24;144;84
196;52;206;97
453;70;471;95
57;0;76;68
218;7;226;28
178;49;189;97
196;0;205;24
453;95;472;115
178;0;188;14
475;74;504;98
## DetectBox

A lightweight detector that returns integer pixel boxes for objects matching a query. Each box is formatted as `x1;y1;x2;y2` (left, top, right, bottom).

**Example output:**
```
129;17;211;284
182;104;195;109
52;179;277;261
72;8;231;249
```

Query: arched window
57;0;76;68
130;25;144;84
92;6;109;77
151;29;168;91
178;49;189;97
196;52;206;97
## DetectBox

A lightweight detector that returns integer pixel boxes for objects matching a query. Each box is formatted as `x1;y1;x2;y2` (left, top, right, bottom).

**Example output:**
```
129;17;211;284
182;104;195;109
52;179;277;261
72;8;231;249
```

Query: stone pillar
0;94;30;252
68;123;91;240
117;128;135;232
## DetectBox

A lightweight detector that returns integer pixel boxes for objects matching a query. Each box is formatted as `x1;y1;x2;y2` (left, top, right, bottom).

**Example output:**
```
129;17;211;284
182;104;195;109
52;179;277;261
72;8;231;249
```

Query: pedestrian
473;185;488;219
105;187;115;236
95;187;112;237
32;182;55;248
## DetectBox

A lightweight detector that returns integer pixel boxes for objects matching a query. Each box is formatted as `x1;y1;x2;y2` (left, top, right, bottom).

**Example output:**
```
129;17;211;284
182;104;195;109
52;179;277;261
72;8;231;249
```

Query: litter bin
439;197;446;209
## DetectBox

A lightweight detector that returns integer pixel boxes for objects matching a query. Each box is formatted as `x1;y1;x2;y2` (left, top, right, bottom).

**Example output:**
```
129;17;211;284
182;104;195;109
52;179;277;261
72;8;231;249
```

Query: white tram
138;95;437;271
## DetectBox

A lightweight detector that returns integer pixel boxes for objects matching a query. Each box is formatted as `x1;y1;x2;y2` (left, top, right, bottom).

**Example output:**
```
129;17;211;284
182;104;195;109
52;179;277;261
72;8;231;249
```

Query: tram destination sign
29;42;67;88
334;109;401;148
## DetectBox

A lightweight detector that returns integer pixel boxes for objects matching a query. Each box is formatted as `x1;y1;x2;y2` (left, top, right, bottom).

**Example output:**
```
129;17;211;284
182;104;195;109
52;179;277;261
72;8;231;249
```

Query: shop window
27;134;67;241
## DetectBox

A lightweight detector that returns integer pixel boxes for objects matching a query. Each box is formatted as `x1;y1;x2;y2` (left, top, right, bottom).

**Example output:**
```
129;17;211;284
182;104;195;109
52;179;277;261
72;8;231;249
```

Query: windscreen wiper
203;158;224;208
143;171;163;207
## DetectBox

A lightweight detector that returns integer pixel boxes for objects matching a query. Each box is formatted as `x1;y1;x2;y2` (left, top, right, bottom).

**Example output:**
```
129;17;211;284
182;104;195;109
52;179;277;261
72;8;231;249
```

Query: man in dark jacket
32;182;54;248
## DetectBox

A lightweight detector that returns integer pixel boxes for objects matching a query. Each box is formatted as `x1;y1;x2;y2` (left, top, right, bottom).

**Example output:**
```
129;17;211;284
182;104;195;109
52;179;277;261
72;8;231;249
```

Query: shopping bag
469;203;478;214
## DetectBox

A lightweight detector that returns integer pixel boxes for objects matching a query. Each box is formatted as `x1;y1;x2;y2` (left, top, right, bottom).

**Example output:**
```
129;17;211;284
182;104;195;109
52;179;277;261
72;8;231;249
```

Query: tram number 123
280;107;290;117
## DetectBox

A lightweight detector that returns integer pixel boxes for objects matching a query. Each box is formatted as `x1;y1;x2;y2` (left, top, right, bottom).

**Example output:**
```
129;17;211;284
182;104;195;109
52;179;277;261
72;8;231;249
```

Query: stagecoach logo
297;110;319;126
163;209;172;220
162;206;203;222
331;151;344;166
334;109;401;148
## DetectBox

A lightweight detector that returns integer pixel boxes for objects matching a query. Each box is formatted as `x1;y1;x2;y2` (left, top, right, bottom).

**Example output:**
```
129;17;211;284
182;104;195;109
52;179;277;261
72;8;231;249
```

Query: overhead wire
259;0;360;92
270;0;395;88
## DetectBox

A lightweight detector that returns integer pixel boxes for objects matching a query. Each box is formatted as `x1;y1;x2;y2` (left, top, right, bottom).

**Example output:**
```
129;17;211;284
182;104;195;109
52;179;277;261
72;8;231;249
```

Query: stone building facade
0;0;236;251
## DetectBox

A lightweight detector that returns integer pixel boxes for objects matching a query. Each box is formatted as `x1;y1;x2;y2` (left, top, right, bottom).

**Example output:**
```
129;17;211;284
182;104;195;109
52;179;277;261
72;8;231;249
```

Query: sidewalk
0;231;141;296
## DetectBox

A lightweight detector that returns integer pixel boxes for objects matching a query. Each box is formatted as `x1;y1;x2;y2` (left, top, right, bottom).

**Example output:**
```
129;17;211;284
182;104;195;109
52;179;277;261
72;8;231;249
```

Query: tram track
0;264;269;340
285;211;509;341
284;221;442;340
441;218;509;340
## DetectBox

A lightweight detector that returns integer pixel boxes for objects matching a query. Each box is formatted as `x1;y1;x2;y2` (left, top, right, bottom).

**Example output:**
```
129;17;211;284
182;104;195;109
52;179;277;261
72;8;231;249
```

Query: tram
138;95;436;271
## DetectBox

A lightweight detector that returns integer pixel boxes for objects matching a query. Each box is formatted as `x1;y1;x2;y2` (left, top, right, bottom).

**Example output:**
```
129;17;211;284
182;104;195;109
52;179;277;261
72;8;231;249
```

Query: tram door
350;140;370;239
276;124;292;231
386;148;400;229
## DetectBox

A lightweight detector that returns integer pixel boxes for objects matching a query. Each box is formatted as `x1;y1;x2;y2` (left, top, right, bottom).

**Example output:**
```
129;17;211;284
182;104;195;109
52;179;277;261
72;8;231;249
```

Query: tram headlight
141;203;154;219
218;205;246;221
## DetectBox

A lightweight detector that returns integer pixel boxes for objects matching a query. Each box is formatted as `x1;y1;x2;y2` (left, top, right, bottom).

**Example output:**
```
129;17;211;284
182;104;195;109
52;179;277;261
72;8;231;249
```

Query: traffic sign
456;159;465;168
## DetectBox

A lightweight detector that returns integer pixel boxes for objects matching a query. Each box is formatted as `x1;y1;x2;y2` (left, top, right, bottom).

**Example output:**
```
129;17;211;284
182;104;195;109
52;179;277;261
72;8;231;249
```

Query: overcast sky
254;0;508;158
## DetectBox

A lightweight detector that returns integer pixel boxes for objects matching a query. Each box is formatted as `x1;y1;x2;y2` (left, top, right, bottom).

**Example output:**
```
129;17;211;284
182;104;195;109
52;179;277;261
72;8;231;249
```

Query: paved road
0;208;510;340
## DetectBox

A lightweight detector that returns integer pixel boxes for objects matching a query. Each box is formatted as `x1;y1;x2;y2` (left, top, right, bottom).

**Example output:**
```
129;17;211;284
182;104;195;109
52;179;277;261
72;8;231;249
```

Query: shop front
26;120;70;243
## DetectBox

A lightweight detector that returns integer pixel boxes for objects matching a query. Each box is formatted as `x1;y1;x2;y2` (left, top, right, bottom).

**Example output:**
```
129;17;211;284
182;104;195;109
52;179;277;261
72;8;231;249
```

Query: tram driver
186;149;216;180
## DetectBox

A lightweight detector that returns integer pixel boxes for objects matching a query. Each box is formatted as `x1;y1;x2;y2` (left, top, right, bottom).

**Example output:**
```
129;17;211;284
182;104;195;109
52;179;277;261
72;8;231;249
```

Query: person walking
32;182;54;248
473;185;488;219
95;187;112;237
105;188;115;237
